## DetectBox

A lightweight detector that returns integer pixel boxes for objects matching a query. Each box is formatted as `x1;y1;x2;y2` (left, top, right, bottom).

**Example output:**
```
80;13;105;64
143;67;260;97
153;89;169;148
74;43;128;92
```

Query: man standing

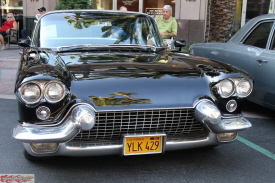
21;7;46;38
156;5;177;39
37;7;47;17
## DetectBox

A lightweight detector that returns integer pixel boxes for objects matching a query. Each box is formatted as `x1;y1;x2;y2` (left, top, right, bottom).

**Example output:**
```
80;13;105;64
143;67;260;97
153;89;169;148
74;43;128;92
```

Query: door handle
257;59;268;64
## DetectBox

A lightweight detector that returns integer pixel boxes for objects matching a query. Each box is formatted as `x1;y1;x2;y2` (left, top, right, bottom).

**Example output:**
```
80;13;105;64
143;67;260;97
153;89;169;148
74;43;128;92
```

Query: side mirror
18;38;31;47
175;39;186;51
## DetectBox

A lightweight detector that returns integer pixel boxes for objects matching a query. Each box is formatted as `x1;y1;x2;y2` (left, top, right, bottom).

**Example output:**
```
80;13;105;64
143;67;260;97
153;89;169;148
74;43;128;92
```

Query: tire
23;150;42;161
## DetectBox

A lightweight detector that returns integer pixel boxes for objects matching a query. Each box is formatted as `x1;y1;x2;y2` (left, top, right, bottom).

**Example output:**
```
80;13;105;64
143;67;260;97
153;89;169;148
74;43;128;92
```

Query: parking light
30;143;59;153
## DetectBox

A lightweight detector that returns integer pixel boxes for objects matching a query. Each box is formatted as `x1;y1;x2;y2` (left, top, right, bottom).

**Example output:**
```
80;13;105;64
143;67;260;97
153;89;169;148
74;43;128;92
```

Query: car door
250;22;275;109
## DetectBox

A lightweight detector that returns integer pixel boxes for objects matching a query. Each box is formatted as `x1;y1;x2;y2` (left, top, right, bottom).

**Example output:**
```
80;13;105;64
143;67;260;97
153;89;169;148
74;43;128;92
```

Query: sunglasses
7;17;12;18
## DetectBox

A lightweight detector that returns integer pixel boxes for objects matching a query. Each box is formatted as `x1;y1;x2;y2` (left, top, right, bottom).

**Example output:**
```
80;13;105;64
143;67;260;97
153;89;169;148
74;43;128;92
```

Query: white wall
23;0;58;17
176;0;208;20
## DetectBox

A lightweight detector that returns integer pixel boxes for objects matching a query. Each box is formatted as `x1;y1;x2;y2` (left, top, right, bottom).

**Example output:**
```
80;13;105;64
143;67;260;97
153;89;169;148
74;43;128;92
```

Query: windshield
32;11;163;48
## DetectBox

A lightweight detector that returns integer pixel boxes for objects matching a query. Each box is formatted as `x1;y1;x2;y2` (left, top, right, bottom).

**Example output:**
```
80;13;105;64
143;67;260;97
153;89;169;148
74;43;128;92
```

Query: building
1;0;275;44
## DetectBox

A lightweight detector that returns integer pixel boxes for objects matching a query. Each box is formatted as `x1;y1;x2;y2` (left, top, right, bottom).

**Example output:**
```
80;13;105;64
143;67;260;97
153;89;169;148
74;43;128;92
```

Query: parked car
189;14;275;110
13;10;253;160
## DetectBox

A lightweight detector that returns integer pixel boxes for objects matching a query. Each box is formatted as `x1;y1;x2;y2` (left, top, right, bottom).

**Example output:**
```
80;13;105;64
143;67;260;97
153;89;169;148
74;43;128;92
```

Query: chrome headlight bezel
19;82;42;104
235;78;253;98
44;81;66;103
214;77;253;98
18;80;67;104
215;79;235;98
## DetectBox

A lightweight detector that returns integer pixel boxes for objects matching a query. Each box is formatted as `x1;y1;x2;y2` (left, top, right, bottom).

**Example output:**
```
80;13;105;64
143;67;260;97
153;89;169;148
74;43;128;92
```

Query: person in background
0;13;18;50
156;5;177;40
21;7;47;39
119;6;127;11
37;7;47;18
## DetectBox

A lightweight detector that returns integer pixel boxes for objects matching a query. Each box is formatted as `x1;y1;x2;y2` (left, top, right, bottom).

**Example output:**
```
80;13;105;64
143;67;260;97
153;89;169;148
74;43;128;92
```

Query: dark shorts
0;31;7;37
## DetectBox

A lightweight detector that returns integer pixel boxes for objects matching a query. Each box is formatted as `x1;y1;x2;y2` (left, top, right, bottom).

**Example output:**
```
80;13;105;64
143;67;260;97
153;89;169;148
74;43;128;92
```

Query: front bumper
13;101;252;157
22;132;220;157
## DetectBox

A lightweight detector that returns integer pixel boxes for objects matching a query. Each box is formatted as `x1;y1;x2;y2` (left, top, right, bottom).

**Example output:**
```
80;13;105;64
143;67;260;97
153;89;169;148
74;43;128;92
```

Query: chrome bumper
13;104;95;143
13;121;81;143
13;101;251;143
13;101;251;157
23;132;220;157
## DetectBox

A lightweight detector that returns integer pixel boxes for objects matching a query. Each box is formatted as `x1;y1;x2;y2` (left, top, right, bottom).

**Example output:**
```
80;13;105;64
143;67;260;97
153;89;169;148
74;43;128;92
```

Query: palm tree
205;0;236;42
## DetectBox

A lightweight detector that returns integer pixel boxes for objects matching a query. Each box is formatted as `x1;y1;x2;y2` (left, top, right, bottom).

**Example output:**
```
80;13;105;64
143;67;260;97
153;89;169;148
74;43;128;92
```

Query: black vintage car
13;10;253;160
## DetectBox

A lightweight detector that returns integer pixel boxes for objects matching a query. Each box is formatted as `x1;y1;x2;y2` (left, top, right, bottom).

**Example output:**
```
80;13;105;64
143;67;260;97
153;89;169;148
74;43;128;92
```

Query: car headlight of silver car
19;83;42;104
18;81;67;104
44;81;66;103
214;77;253;98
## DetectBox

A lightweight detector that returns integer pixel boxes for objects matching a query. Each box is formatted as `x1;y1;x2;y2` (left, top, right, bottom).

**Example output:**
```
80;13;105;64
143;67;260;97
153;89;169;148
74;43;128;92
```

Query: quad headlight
18;81;67;104
20;83;42;104
215;79;234;98
236;78;253;97
215;78;253;98
44;82;66;103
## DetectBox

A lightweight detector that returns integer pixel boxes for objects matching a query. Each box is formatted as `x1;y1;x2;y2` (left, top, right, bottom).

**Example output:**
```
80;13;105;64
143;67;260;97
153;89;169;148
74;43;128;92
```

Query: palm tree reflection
64;13;154;45
90;92;152;106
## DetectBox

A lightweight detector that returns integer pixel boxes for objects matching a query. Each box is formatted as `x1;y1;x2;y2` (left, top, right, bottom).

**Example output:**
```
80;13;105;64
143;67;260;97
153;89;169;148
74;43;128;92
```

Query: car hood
54;51;243;111
18;51;246;111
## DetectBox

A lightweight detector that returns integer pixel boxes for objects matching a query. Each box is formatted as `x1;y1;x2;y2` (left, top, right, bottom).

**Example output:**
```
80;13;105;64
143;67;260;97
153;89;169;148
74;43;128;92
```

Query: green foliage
55;0;93;10
181;42;196;53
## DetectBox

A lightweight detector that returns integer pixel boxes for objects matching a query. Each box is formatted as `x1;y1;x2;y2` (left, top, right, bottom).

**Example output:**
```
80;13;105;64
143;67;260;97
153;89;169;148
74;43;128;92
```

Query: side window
243;22;273;49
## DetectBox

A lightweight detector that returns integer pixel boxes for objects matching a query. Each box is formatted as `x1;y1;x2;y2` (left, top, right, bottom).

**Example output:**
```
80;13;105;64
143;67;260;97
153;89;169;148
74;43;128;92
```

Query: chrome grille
73;108;207;141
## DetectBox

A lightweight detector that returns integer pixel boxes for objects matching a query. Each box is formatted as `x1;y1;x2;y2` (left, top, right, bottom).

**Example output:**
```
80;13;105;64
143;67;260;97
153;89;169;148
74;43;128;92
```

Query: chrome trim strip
221;114;242;119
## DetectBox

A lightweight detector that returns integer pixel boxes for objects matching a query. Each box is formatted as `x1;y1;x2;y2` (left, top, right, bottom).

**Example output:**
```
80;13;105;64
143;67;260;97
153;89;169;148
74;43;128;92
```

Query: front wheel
23;150;43;161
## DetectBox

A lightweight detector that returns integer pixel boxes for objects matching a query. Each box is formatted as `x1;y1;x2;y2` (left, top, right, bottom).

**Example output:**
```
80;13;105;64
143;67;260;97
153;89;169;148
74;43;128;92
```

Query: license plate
123;135;164;155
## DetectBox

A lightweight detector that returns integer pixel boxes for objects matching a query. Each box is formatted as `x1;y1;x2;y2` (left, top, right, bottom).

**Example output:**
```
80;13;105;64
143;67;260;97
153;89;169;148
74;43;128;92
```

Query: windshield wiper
57;44;93;51
108;44;156;52
57;44;156;52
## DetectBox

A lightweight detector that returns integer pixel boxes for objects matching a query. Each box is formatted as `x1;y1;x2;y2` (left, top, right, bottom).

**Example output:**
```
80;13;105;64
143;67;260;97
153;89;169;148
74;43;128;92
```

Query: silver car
190;14;275;110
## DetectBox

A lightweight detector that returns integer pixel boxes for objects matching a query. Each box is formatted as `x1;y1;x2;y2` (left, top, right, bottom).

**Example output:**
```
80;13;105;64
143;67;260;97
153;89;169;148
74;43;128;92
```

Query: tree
205;0;236;43
55;0;93;10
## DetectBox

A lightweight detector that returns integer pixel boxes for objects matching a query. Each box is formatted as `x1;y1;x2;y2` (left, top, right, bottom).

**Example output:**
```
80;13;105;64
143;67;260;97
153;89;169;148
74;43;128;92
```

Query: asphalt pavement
0;45;21;99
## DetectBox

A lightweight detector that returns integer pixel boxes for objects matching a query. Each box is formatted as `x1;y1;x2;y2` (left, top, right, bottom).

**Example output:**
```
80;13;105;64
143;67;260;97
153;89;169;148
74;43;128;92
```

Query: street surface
1;47;275;182
1;99;275;182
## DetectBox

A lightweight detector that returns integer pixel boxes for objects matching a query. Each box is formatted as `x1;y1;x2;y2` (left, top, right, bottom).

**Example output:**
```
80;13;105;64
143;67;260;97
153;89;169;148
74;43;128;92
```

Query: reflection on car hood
18;51;247;111
57;52;243;110
60;52;240;78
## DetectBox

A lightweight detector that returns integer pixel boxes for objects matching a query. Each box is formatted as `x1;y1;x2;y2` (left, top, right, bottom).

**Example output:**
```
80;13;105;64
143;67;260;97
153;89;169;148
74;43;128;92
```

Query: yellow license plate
124;135;163;155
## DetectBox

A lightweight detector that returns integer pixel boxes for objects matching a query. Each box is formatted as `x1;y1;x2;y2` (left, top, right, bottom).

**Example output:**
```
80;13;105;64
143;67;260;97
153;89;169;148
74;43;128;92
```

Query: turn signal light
30;143;59;153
